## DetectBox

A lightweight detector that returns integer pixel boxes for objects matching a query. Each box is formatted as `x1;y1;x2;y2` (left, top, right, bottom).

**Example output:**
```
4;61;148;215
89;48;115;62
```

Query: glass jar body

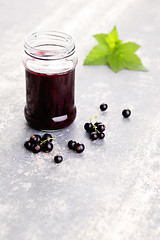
23;32;77;130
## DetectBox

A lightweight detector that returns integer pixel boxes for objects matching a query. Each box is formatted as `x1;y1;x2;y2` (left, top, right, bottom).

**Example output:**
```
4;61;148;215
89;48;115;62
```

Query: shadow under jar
23;31;77;130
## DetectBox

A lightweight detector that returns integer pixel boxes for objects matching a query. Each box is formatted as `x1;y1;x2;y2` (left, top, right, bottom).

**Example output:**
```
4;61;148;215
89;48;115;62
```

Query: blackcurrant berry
84;123;94;133
41;133;53;142
76;143;85;153
68;140;77;150
30;135;41;144
54;155;63;163
89;127;95;133
97;124;106;132
122;109;131;118
98;132;105;139
100;103;108;111
31;143;41;153
90;132;98;141
94;122;102;127
35;135;41;142
73;142;79;151
24;141;32;150
42;142;53;153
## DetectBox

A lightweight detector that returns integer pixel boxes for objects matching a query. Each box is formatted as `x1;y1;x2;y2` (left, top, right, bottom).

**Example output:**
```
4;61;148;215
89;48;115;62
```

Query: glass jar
23;31;77;130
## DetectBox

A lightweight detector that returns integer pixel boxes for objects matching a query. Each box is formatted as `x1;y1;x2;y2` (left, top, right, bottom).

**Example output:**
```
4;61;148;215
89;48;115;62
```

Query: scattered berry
41;133;53;142
97;124;106;132
90;132;98;141
100;103;108;111
76;143;85;153
68;140;77;150
24;141;32;150
73;143;79;151
98;132;105;139
54;155;63;163
42;142;53;153
122;109;131;118
68;140;85;153
31;143;41;153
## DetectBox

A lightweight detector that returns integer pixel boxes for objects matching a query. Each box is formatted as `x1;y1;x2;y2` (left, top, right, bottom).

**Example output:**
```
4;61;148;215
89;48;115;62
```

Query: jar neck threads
24;31;75;60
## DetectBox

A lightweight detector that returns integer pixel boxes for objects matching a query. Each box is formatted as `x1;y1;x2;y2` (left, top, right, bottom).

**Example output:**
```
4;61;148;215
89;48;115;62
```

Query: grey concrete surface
0;0;160;239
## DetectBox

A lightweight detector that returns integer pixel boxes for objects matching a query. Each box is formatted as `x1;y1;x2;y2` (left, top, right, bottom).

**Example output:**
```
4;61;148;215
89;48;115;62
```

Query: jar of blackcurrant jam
23;31;77;130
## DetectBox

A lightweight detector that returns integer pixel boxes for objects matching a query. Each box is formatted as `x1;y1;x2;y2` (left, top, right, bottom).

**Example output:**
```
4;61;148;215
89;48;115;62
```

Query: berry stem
40;138;56;145
90;116;100;134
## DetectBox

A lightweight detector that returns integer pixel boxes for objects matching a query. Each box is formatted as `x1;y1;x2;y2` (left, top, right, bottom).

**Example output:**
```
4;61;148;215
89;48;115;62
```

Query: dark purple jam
24;69;76;130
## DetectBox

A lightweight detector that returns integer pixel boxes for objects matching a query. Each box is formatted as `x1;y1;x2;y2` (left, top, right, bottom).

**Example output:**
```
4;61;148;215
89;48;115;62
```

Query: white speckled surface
0;0;160;239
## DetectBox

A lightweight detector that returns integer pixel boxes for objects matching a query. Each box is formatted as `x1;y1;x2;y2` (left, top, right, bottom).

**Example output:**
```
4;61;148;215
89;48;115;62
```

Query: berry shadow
122;118;131;123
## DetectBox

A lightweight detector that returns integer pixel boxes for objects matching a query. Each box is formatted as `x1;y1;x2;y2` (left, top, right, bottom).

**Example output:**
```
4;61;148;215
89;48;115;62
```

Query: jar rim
24;31;75;60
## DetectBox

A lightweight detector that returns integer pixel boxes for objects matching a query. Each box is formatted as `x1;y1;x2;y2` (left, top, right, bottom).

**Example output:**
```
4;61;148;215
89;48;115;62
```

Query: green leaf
118;42;140;53
93;34;108;45
84;44;109;65
105;26;119;43
105;26;122;50
107;45;147;72
83;26;148;72
122;53;147;71
106;52;125;73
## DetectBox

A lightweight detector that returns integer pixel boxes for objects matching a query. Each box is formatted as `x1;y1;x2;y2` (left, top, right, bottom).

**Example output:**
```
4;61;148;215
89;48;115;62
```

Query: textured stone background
0;0;160;239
